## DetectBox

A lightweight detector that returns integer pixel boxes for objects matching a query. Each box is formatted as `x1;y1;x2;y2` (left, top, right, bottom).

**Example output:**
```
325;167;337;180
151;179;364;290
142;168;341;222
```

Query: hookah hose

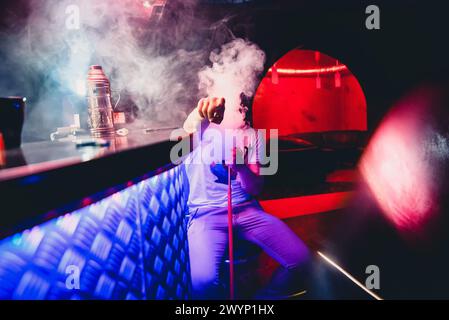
227;164;235;300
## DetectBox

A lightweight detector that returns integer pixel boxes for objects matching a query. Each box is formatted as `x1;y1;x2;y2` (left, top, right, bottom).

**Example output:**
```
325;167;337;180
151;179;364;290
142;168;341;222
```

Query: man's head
239;92;253;127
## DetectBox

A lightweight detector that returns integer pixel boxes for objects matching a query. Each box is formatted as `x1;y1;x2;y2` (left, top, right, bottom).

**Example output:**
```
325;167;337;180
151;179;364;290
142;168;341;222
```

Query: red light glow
82;198;93;206
267;64;348;76
260;192;354;219
253;49;367;135
360;94;437;231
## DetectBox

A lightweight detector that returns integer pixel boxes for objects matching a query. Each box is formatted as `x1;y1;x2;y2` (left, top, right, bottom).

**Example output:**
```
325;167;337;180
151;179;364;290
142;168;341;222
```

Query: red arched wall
253;50;367;135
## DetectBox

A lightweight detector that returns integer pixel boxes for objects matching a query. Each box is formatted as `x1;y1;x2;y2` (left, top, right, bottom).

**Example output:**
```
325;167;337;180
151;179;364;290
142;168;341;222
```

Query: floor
255;210;377;299
223;208;377;300
226;169;380;299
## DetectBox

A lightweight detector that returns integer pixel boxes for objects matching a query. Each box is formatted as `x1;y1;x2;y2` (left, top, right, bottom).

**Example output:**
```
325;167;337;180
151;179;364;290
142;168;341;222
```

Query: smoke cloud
0;0;266;141
198;38;266;128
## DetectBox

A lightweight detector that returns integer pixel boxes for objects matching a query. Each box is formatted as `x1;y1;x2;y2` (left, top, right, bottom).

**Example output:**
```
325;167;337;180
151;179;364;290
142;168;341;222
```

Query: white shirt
184;123;264;211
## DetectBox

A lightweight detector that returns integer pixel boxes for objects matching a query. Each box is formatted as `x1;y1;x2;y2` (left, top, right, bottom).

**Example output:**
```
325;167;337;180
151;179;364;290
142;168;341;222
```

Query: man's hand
197;97;225;124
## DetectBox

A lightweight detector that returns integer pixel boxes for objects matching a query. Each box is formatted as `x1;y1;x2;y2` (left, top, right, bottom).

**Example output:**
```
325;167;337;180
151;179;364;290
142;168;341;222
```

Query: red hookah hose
227;164;235;300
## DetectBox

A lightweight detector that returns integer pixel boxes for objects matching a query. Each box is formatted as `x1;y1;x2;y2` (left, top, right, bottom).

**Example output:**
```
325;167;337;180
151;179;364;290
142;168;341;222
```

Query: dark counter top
0;128;187;237
0;128;179;181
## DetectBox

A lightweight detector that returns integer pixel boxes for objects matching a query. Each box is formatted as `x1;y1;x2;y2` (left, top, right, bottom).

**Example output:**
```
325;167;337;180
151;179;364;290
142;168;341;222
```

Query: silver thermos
86;65;115;138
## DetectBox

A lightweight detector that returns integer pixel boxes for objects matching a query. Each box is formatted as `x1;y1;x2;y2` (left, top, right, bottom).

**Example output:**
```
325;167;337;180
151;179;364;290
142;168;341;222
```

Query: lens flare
360;91;439;231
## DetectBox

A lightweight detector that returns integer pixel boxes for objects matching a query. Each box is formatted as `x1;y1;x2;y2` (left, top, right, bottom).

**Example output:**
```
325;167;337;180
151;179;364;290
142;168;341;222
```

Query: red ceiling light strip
267;64;348;76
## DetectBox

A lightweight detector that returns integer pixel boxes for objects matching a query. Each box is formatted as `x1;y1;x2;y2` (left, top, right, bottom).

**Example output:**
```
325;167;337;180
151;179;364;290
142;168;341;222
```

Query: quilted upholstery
0;165;191;300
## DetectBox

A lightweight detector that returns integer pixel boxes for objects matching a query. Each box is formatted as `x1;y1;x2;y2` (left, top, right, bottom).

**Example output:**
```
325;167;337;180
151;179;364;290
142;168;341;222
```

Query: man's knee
277;228;312;270
286;245;312;271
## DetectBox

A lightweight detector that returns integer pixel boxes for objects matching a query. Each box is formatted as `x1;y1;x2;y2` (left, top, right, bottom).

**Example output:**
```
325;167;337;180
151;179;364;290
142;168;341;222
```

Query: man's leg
235;201;312;295
187;208;229;299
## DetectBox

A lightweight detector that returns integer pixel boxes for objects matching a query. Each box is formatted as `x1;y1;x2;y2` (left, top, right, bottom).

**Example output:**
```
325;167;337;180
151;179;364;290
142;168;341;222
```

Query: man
182;95;311;299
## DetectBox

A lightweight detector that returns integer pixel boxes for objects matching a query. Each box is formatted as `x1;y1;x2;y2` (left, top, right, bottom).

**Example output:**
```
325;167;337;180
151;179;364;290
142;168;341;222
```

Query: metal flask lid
86;65;115;138
87;65;111;95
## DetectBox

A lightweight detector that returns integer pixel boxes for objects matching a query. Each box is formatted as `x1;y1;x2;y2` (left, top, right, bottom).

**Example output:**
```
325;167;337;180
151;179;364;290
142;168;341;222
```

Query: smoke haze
0;0;266;141
198;38;266;128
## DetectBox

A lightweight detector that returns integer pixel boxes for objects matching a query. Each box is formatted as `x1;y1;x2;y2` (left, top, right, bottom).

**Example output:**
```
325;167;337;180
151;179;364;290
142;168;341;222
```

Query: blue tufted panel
138;166;190;299
0;165;191;300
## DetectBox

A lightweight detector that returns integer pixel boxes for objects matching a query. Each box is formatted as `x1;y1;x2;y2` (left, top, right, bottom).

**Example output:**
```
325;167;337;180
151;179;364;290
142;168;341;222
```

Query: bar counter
0;129;192;299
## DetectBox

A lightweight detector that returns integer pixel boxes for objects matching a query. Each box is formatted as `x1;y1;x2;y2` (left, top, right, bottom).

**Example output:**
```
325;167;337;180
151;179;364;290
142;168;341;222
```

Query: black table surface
0;128;179;181
0;128;186;238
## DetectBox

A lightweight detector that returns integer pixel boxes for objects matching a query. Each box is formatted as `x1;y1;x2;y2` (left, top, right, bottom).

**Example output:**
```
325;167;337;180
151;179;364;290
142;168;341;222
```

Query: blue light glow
0;165;190;300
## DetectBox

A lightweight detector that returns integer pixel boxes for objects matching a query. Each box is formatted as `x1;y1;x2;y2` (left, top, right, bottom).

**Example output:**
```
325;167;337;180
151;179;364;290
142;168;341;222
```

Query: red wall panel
253;50;367;135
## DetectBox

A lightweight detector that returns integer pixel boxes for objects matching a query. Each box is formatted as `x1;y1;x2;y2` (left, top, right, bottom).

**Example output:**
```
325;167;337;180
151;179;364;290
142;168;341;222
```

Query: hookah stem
227;164;235;300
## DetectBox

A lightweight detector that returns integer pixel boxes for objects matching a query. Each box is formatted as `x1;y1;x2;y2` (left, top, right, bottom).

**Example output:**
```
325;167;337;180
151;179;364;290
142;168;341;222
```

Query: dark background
200;0;449;131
